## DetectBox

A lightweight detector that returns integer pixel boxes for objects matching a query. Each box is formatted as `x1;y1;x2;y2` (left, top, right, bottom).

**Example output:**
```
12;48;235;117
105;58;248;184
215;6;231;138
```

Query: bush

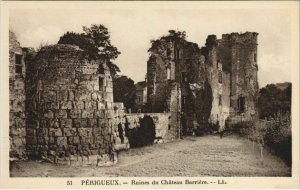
230;113;291;166
264;114;291;166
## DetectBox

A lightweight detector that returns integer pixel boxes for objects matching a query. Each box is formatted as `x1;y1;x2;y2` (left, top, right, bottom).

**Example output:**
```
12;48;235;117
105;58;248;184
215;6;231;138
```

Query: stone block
37;137;48;145
26;136;37;145
57;90;68;101
78;128;93;137
10;127;26;137
94;110;105;118
43;91;57;102
87;119;97;128
73;119;87;128
49;118;60;128
56;109;68;118
82;110;94;118
73;101;85;109
49;137;55;144
36;128;48;137
91;92;98;101
75;91;91;101
60;119;72;128
44;110;54;119
106;110;113;118
57;137;68;148
63;128;77;137
69;109;81;119
68;136;80;145
84;101;92;110
14;80;25;90
98;119;108;128
81;136;93;145
60;101;73;109
15;117;25;128
49;128;63;137
91;101;98;110
25;128;36;137
98;102;105;110
40;119;49;128
68;90;75;101
12;137;26;147
44;102;59;110
93;128;102;136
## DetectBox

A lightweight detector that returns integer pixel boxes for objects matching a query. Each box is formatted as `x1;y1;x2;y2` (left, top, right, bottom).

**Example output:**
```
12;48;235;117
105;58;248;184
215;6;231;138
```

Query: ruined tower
204;32;259;127
24;44;118;164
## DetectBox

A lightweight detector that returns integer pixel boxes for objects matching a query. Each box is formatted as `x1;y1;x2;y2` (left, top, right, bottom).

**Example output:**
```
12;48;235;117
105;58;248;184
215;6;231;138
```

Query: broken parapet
25;44;117;166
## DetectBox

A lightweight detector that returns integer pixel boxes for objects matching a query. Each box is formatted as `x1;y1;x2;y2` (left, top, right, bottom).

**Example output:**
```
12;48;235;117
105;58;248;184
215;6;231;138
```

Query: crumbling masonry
9;30;259;165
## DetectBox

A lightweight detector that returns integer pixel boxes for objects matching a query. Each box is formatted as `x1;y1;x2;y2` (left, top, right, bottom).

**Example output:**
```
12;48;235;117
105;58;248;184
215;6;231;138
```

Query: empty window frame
181;72;187;83
99;77;104;91
15;54;22;74
238;97;245;113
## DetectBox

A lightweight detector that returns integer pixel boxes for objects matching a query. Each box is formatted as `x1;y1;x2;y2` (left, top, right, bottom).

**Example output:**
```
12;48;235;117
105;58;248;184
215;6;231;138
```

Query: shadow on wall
125;116;156;148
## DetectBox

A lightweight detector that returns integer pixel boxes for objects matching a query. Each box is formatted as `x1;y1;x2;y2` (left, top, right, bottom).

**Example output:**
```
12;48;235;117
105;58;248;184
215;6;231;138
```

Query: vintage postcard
0;1;299;189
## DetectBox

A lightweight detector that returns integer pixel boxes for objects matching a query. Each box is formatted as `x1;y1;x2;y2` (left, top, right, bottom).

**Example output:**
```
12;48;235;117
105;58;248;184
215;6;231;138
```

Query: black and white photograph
0;1;299;189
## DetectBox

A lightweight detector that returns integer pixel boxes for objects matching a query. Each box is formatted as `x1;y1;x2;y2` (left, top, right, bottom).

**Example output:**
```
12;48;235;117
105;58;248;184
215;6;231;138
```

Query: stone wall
9;31;26;159
25;44;117;166
205;32;259;128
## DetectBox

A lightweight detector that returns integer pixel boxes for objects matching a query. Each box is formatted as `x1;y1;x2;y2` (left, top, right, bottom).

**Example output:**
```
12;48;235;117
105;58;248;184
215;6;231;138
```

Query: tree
257;83;291;119
58;24;121;77
113;75;136;112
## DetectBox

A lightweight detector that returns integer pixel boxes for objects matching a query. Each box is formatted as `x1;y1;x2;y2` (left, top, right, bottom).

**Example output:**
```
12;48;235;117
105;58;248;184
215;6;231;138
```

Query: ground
10;135;290;177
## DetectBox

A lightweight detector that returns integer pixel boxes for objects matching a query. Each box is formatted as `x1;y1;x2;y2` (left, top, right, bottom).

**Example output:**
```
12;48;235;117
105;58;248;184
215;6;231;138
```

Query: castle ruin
9;30;259;165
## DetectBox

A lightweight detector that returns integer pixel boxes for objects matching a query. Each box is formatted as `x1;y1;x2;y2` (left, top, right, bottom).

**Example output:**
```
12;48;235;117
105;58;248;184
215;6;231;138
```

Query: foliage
58;24;121;77
125;116;156;148
229;112;291;166
264;113;291;166
257;83;291;119
113;75;136;112
148;30;192;62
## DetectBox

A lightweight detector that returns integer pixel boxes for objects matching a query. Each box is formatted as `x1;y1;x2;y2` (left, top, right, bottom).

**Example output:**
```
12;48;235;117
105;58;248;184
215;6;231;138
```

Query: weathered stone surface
69;109;81;119
60;119;72;128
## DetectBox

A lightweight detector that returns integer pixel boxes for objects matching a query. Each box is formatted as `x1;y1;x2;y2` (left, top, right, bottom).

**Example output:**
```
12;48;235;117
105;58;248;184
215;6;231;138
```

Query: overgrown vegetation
228;83;292;166
113;75;137;112
58;24;121;77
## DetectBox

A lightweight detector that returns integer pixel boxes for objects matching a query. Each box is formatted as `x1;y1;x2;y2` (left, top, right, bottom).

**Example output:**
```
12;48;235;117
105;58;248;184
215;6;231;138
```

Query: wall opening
15;54;23;74
99;77;104;91
181;72;187;83
238;96;245;114
118;123;124;143
126;116;156;148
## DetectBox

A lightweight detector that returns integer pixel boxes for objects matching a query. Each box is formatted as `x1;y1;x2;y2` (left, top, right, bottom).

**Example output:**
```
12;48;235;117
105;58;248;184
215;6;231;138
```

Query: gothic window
219;95;222;106
137;95;141;103
254;53;257;62
238;97;245;114
15;54;22;74
181;72;187;83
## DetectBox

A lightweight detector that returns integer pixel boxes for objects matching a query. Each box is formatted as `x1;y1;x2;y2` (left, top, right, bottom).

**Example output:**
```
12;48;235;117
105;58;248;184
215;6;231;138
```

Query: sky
9;2;293;88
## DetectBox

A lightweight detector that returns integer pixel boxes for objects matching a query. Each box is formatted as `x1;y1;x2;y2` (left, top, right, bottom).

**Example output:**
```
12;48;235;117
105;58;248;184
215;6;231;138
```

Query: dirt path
10;135;291;177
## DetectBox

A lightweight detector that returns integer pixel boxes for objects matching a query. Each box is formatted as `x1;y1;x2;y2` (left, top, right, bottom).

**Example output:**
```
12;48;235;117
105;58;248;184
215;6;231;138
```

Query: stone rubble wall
25;44;117;166
9;31;26;159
